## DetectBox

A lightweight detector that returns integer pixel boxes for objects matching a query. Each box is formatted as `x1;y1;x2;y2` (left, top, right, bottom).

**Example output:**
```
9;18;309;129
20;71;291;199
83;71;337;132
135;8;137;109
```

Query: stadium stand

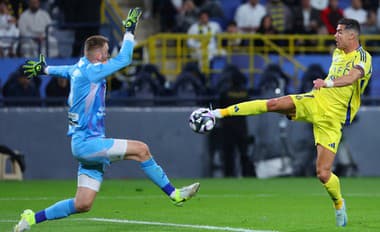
0;0;379;105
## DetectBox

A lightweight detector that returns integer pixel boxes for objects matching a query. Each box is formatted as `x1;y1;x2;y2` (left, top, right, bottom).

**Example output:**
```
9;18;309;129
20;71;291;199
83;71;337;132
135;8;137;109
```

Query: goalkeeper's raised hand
23;54;47;79
122;7;142;35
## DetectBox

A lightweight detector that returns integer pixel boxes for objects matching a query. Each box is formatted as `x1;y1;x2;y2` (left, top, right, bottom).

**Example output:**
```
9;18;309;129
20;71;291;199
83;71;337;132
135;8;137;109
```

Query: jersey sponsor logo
304;94;314;98
234;105;239;112
68;112;79;126
295;94;314;100
96;107;106;117
333;57;341;63
328;143;336;149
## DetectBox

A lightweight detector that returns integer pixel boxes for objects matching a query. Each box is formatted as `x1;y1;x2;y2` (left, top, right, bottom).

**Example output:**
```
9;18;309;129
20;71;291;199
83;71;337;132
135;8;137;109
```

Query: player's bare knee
316;169;330;183
136;141;151;161
75;201;93;213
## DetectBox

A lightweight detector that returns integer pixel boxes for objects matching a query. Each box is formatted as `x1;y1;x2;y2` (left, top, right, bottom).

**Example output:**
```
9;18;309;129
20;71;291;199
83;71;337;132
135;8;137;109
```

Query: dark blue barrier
1;55;380;98
0;58;78;98
0;106;379;179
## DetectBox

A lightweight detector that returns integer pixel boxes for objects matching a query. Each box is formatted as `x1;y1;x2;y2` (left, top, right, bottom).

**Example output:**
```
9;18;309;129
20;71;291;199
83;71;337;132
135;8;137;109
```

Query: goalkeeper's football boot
14;209;36;232
335;199;347;227
123;7;142;35
171;182;200;206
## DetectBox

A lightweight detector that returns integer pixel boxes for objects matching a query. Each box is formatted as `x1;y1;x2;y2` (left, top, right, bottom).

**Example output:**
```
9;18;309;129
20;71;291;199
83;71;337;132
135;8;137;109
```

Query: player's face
334;24;350;50
99;43;110;63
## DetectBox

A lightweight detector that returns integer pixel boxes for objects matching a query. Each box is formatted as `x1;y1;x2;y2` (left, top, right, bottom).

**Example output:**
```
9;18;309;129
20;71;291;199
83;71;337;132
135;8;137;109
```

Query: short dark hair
338;18;360;34
199;9;209;17
227;20;237;27
84;35;109;55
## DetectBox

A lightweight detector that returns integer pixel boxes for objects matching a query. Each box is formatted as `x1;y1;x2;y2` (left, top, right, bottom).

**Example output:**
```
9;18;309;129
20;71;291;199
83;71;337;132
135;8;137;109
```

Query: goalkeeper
14;8;200;232
212;18;371;227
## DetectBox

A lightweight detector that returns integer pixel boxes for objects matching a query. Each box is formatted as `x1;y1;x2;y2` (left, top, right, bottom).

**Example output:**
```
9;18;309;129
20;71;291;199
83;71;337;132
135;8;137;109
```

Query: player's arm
23;54;72;79
87;8;142;83
313;67;363;89
87;34;135;83
46;65;73;79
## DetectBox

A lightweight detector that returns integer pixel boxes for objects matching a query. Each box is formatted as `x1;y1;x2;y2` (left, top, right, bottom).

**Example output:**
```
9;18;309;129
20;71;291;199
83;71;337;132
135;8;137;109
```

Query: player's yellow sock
220;100;268;117
323;173;343;209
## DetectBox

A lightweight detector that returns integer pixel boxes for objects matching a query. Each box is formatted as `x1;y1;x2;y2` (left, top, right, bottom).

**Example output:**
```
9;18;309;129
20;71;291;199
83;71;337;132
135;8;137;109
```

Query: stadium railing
1;32;380;106
133;33;380;89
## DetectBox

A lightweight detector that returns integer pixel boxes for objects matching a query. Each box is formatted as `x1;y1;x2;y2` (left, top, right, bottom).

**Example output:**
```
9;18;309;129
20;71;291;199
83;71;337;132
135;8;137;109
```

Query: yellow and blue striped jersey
313;46;372;125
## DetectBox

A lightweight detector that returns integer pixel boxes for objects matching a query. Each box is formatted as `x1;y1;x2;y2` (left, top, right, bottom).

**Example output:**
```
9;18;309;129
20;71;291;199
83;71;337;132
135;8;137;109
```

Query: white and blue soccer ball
189;108;216;134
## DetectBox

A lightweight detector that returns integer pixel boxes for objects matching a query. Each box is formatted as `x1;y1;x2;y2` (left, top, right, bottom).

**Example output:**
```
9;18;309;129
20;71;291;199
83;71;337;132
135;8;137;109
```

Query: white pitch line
0;220;17;222
1;192;380;201
82;217;279;232
0;218;278;232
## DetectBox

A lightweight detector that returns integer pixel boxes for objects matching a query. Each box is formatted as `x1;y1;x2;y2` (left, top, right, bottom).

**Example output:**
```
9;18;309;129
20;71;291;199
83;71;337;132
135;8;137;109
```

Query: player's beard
335;40;341;49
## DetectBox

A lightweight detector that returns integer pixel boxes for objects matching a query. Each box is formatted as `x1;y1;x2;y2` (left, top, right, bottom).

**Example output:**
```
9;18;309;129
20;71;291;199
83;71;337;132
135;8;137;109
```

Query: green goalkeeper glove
122;7;142;35
22;54;47;79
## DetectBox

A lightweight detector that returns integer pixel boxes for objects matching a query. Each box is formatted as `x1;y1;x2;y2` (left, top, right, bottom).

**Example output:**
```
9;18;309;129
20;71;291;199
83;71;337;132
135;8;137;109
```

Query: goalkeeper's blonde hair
84;35;109;58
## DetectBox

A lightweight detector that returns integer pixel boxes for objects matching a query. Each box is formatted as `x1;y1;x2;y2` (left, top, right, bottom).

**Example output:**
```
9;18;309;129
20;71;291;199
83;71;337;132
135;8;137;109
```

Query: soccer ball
189;108;216;134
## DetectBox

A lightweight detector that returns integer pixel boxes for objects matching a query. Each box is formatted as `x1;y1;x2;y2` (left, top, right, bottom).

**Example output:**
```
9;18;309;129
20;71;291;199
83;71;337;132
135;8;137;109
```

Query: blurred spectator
343;0;367;25
4;0;27;20
46;77;69;97
266;0;294;33
293;0;322;34
234;0;266;33
221;21;242;49
175;0;199;32
256;14;278;35
187;10;222;61
311;0;328;10
362;0;378;10
18;0;59;57
143;0;153;19
181;61;207;86
2;65;40;106
217;65;255;177
158;0;180;32
256;15;279;47
171;0;183;10
361;10;378;35
282;0;298;6
45;77;69;105
378;1;380;30
320;0;343;34
0;0;19;57
199;0;224;19
59;0;101;57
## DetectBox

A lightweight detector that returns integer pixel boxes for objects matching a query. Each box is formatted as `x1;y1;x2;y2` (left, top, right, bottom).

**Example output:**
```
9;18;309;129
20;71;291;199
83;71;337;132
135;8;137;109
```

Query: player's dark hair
338;18;360;35
84;35;109;54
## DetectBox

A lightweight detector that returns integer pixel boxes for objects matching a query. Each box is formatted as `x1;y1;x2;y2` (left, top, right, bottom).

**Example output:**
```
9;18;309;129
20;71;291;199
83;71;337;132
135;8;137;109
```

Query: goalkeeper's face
99;43;110;63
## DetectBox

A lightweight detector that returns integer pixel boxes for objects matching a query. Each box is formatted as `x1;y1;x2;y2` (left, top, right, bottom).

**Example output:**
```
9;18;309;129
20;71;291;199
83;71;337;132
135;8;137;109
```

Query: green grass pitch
1;178;379;232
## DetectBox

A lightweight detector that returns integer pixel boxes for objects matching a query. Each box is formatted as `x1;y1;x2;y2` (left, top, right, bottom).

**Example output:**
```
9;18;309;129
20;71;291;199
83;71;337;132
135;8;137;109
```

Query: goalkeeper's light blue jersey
47;34;134;139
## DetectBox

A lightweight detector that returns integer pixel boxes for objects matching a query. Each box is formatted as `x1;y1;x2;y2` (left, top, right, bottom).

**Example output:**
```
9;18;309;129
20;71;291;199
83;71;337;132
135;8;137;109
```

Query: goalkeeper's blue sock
35;198;77;223
140;157;175;196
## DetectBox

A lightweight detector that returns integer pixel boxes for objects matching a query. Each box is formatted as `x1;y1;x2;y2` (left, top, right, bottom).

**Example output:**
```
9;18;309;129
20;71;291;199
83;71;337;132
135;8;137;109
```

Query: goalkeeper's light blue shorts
71;136;128;182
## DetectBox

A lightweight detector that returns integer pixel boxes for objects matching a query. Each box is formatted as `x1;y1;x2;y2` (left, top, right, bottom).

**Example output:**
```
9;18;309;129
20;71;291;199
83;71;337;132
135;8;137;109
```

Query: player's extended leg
14;176;98;232
213;95;296;118
14;198;78;232
123;140;200;206
316;144;347;227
